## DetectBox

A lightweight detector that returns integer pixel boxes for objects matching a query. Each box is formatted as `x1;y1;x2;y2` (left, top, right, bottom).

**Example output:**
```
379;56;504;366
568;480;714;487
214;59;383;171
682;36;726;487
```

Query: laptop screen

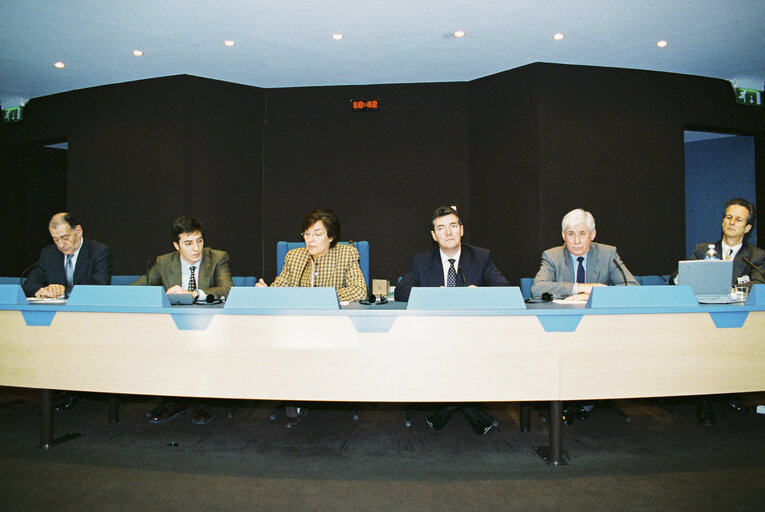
677;260;733;295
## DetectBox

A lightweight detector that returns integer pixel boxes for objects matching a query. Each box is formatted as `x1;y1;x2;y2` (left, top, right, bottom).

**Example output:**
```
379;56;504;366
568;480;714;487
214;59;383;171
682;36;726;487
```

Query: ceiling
1;0;764;108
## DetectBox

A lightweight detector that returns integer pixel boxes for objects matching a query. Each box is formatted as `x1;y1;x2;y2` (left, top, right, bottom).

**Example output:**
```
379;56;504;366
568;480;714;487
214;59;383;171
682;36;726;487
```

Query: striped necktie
188;266;197;291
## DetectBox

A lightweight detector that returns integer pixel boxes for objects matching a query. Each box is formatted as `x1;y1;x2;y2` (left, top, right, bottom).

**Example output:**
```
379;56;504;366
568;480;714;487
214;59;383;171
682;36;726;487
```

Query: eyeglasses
433;223;461;234
301;230;327;239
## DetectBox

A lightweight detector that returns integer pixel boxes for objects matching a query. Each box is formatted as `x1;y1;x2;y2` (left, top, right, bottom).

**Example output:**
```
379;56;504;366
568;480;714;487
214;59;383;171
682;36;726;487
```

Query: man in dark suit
531;208;638;300
682;197;765;288
679;198;765;426
132;216;233;425
395;206;509;436
23;212;112;297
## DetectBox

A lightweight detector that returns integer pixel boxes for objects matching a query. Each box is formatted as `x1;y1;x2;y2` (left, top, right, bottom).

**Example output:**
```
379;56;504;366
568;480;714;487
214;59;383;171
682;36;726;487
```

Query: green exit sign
2;106;24;123
735;88;762;106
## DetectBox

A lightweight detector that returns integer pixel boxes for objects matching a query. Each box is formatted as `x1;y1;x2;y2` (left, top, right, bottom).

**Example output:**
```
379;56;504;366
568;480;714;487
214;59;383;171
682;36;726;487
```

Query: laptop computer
677;259;735;303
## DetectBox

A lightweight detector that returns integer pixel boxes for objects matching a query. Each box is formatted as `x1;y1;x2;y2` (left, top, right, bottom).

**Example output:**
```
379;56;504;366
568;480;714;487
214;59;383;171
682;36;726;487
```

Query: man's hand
577;283;606;294
35;284;65;298
165;285;193;295
255;278;268;287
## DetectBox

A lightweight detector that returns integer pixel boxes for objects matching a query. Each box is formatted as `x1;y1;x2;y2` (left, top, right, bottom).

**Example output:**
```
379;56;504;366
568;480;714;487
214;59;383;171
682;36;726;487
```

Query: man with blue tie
23;212;112;298
395;206;509;436
531;208;638;301
531;207;637;423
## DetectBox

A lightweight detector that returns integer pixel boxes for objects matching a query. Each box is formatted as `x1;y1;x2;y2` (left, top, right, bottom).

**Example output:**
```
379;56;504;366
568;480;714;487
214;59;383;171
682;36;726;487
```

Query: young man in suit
681;198;765;426
683;197;765;288
531;208;638;301
133;215;233;425
23;212;112;298
395;206;509;436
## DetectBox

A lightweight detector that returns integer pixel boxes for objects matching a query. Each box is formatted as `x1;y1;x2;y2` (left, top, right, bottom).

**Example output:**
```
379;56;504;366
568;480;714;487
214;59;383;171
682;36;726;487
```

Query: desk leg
38;389;84;449
519;402;531;432
40;389;53;448
533;400;568;466
108;394;119;423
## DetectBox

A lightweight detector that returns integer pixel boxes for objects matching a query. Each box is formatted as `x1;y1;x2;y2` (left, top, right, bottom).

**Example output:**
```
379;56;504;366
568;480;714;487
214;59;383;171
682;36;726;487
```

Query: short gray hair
561;208;595;233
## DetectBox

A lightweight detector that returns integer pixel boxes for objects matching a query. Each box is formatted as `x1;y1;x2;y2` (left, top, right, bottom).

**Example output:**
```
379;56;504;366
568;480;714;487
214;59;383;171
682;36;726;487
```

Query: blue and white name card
0;284;27;305
406;286;526;310
586;285;699;308
224;287;340;310
67;285;171;308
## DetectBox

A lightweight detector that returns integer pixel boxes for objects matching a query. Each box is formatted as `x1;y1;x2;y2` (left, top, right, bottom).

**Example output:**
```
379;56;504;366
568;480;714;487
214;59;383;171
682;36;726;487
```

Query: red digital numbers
351;99;380;111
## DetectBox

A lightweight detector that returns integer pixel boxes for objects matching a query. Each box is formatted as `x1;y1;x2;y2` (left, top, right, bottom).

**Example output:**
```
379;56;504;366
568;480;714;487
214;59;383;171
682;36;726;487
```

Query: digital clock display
351;99;380;111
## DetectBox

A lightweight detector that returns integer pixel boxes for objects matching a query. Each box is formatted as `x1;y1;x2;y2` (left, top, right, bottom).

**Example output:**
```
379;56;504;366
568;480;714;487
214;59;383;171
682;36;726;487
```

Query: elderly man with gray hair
531;208;638;300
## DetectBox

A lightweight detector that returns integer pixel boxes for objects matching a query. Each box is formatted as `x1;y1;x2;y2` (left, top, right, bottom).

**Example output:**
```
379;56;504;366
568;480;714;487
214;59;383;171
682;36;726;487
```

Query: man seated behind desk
23;212;112;298
674;197;765;289
531;207;638;424
673;197;765;427
394;205;509;436
131;215;233;425
531;208;638;301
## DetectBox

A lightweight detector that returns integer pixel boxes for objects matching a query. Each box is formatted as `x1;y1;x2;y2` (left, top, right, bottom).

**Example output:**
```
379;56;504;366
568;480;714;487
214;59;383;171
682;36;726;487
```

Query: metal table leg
38;389;84;449
533;400;568;465
519;402;531;432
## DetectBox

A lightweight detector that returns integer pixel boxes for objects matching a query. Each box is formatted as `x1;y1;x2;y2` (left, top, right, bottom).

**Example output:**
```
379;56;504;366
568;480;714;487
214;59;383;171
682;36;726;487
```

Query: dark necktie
188;266;197;291
576;256;585;283
65;254;74;289
447;259;457;287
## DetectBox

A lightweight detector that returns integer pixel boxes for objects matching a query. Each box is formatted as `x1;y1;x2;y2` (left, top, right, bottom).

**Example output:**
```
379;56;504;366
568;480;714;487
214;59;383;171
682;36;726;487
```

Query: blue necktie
65;254;74;289
447;259;457;287
576;256;585;283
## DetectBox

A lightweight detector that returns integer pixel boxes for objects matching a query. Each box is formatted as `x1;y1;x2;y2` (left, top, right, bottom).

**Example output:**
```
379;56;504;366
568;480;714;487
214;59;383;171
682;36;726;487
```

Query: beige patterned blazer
271;244;367;302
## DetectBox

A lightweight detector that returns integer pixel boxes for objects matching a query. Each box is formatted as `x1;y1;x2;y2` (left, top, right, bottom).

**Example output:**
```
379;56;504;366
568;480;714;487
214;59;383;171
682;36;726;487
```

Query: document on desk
553;294;589;304
27;297;67;304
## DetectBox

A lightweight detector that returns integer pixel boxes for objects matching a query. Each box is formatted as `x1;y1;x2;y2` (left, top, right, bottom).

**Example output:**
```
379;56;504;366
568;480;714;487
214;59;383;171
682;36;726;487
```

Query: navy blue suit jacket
22;239;113;296
394;243;509;302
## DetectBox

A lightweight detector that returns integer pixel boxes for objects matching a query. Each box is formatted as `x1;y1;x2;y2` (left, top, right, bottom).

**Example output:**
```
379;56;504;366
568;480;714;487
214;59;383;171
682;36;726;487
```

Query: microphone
458;267;468;287
743;257;765;282
612;258;628;285
19;261;39;285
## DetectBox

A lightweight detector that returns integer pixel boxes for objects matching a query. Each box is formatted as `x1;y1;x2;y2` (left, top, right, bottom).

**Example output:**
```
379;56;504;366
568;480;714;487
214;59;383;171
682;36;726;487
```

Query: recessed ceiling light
332;33;344;40
657;40;668;48
133;50;144;57
54;61;65;69
453;30;465;38
553;33;565;41
224;40;236;47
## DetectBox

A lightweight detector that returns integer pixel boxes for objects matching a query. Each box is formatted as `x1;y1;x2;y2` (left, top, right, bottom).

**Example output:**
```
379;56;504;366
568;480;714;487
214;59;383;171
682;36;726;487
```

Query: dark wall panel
469;65;541;285
261;83;469;283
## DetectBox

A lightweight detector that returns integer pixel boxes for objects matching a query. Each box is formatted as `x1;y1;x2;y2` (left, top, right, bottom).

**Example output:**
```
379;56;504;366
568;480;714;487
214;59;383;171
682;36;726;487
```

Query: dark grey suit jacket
531;242;638;299
22;238;112;297
686;240;765;288
394;243;509;302
132;247;233;298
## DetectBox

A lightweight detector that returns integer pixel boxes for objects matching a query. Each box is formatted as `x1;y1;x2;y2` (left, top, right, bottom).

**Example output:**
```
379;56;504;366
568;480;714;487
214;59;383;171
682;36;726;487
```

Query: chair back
519;277;534;299
276;241;370;289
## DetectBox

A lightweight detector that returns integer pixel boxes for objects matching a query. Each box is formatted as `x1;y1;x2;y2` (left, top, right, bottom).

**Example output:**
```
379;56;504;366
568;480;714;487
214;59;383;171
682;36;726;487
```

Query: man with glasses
394;205;509;436
23;212;112;298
